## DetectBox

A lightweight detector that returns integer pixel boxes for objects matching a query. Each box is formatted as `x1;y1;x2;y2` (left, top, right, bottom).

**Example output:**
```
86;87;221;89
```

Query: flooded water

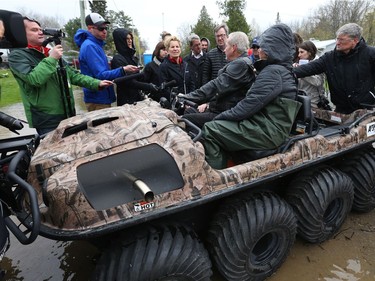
1;95;375;280
1;211;374;280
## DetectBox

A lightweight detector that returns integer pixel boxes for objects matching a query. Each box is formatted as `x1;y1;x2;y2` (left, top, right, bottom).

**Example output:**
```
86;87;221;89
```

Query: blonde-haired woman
159;36;195;101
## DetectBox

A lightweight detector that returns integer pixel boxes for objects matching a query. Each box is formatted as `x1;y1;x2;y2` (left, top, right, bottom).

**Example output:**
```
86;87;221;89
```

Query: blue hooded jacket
74;29;125;104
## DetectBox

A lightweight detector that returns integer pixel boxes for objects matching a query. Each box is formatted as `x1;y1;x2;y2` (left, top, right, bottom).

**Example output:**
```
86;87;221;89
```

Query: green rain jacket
9;48;101;129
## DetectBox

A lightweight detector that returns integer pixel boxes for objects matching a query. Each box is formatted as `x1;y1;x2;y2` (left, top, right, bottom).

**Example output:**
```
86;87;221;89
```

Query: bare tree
177;22;192;56
19;8;64;28
303;0;374;41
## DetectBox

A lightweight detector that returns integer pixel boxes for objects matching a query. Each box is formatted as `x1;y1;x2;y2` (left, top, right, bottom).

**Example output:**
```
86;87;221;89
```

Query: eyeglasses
215;34;227;39
335;37;353;43
94;26;108;32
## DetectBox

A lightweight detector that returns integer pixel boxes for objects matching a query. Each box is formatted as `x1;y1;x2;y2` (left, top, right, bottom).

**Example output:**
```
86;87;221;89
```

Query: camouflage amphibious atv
4;95;375;281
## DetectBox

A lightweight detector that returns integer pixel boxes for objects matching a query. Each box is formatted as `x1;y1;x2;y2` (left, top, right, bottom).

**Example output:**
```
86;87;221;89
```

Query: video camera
43;28;66;38
43;28;66;46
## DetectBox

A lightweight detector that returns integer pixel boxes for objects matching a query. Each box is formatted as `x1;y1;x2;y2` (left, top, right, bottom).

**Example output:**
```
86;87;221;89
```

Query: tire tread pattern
207;192;297;281
285;167;354;243
93;224;212;281
339;147;375;212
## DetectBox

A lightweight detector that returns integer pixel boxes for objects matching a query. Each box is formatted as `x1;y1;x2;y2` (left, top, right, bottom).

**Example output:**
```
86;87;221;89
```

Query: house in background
310;39;336;56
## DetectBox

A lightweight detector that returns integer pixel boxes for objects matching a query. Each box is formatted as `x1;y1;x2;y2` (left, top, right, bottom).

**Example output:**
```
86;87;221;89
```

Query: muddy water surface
1;98;375;281
1;211;374;281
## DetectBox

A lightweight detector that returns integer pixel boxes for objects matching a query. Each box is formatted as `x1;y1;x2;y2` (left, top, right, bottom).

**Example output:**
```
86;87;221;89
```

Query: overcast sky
2;0;330;51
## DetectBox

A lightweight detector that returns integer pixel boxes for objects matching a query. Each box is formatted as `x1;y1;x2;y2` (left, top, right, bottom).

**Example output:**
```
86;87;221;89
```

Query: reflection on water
1;212;374;281
2;235;99;281
325;259;364;281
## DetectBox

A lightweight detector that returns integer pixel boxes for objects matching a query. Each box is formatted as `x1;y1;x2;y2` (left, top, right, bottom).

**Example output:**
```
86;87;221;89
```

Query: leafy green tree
107;10;133;29
216;0;251;35
64;18;81;50
191;6;217;50
105;10;148;57
88;0;107;17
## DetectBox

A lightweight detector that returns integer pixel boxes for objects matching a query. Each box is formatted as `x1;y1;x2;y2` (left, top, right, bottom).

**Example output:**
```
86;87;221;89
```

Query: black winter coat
184;53;255;114
183;52;207;88
202;46;227;85
111;28;142;105
215;24;299;123
294;38;375;114
159;56;195;99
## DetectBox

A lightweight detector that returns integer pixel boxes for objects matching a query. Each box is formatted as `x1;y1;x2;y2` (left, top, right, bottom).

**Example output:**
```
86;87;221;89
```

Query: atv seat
231;94;314;164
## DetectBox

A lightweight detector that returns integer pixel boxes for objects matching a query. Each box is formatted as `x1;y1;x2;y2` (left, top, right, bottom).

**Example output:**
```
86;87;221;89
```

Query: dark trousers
183;108;218;129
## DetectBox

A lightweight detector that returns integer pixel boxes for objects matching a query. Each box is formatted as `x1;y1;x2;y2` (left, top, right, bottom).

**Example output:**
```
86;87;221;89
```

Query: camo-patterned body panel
27;99;375;234
313;108;368;124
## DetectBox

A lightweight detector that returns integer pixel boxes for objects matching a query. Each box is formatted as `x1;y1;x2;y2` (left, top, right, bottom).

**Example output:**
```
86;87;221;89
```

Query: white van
0;48;9;64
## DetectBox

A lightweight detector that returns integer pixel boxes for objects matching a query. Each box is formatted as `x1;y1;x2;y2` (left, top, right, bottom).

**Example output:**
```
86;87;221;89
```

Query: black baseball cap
85;13;110;26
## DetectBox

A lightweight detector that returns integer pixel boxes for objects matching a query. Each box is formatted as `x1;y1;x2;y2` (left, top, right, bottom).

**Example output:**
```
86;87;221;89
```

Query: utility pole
79;0;86;29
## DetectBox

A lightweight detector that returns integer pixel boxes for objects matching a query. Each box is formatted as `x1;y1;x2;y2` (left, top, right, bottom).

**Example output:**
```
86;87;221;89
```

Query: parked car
0;48;9;68
62;50;79;69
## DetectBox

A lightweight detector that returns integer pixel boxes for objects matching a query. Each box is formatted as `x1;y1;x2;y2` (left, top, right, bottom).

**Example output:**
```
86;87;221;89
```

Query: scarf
168;56;182;64
27;44;50;57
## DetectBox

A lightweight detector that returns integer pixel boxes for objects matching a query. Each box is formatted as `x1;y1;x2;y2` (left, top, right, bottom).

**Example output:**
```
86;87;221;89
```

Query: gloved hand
177;93;186;98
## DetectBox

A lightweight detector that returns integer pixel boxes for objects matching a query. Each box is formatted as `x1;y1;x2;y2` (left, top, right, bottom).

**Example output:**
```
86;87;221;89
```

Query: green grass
0;69;82;108
0;69;22;106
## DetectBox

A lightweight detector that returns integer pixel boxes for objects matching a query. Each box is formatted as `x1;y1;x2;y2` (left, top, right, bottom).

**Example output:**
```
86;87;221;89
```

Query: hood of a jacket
74;29;105;48
201;37;211;49
258;23;295;67
113;28;136;58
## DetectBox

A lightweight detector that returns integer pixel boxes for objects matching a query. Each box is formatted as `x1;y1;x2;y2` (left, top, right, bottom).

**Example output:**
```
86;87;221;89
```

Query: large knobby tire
207;192;297;281
339;147;375;212
93;224;212;281
285;167;354;243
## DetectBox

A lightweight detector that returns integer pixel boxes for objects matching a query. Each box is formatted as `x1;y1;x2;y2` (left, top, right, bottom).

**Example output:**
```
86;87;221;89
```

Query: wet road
1;99;375;280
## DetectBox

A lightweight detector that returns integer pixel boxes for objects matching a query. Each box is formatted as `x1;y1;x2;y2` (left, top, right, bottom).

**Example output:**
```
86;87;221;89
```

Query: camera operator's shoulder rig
0;10;27;48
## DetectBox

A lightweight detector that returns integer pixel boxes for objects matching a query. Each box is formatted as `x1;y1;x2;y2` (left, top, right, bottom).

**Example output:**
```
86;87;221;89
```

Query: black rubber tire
207;192;297;281
339;147;375;212
93;224;212;281
285;167;354;243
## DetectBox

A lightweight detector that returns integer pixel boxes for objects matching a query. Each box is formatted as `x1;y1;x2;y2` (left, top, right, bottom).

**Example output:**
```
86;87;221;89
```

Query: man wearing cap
249;37;260;64
74;13;139;111
9;17;113;135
